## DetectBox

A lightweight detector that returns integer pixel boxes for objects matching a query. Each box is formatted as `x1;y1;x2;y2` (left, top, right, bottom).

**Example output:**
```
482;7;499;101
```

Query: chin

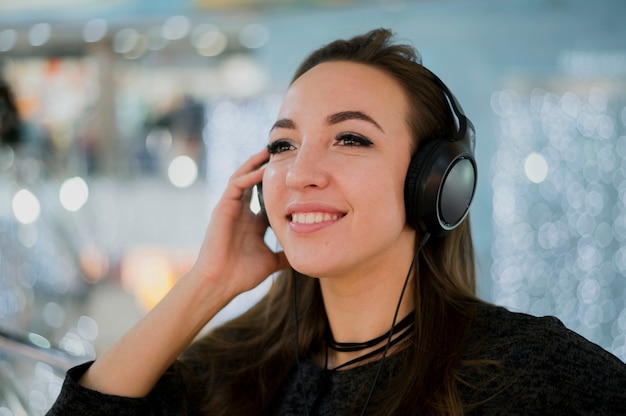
285;256;331;278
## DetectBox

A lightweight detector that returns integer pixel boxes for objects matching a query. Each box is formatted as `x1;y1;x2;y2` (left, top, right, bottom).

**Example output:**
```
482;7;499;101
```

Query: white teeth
291;212;340;224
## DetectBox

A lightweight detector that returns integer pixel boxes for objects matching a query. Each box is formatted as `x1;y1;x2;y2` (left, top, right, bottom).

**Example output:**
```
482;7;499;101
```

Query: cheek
389;165;411;223
356;168;407;223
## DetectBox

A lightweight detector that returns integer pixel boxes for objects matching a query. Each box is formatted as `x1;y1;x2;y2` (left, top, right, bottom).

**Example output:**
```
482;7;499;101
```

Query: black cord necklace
325;311;415;353
324;312;415;371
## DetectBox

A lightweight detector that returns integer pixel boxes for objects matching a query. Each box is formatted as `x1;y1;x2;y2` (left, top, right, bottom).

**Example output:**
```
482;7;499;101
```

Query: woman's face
263;61;416;279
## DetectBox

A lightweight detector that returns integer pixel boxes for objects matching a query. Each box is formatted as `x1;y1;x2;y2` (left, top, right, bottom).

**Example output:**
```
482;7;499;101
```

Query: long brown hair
182;28;478;415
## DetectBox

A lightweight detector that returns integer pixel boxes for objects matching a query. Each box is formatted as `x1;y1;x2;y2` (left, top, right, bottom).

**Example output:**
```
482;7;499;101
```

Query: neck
317;248;418;370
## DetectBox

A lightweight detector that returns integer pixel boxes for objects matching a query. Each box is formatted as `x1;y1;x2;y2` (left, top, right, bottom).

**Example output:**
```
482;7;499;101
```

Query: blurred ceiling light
219;54;265;96
147;26;169;51
124;34;147;59
0;145;15;170
28;22;51;47
59;331;86;356
77;315;99;341
28;332;51;349
191;23;217;45
239;23;269;49
193;25;227;57
83;18;108;43
12;188;41;224
0;29;17;52
168;155;198;188
146;127;173;155
113;28;140;54
162;15;190;40
59;176;89;212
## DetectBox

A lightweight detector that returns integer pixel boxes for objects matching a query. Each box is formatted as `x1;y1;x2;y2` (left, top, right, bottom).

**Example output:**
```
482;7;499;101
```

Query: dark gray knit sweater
47;303;626;415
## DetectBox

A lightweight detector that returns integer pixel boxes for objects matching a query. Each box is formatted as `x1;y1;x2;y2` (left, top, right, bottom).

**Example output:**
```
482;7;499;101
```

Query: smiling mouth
290;212;343;224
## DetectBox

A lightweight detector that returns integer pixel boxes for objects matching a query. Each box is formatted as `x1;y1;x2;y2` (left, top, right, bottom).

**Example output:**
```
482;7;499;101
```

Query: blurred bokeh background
1;0;625;414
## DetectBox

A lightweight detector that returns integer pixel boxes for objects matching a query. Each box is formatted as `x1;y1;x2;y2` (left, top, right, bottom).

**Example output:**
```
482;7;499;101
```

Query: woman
48;28;625;416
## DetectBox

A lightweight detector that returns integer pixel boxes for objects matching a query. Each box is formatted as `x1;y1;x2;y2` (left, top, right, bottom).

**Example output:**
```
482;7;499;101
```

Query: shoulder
461;302;626;415
472;301;565;333
469;302;571;353
469;302;621;363
468;301;625;372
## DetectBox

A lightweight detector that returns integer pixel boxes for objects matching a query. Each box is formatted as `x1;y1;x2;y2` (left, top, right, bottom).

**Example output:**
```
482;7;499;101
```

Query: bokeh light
0;28;17;52
83;18;108;43
162;15;190;40
12;189;41;224
113;28;140;54
491;85;626;360
239;23;270;49
168;155;198;188
28;23;51;47
59;177;89;212
194;28;227;57
524;152;549;183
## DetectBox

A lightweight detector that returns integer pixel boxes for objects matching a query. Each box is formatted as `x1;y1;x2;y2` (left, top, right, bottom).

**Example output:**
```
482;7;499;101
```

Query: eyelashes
334;132;373;147
267;133;373;155
267;140;294;155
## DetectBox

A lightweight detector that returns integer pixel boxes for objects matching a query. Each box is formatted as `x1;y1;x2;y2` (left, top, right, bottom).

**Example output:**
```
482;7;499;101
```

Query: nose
285;144;329;191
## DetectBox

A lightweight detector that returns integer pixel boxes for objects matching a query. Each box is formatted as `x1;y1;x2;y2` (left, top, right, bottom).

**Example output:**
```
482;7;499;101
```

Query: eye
335;132;373;147
267;140;295;155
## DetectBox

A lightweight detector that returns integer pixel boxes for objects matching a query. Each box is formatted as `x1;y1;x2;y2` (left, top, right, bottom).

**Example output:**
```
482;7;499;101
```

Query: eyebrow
327;111;384;132
269;110;384;133
270;118;296;132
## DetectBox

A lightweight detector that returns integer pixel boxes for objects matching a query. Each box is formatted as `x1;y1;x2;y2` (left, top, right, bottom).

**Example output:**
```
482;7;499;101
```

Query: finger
223;149;269;200
221;169;265;204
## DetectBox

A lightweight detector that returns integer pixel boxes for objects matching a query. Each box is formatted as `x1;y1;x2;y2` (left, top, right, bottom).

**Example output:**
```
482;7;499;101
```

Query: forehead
278;61;409;122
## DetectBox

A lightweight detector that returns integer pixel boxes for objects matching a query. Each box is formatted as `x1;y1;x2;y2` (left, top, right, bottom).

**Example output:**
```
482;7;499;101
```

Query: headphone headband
427;70;476;152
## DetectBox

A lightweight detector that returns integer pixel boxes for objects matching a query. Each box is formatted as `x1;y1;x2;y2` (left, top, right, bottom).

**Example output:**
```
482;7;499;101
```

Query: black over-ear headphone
257;70;477;237
404;70;477;236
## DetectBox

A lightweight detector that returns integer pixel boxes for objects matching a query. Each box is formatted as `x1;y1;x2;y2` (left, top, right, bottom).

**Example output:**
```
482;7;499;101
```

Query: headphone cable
359;231;430;415
293;271;310;415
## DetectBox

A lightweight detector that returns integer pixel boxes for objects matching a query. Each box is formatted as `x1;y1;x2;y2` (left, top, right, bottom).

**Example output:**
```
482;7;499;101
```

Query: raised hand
190;148;289;297
77;149;288;398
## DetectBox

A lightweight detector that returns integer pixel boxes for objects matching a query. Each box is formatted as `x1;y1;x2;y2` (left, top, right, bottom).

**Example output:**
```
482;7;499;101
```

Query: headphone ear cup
404;139;476;235
404;140;439;232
